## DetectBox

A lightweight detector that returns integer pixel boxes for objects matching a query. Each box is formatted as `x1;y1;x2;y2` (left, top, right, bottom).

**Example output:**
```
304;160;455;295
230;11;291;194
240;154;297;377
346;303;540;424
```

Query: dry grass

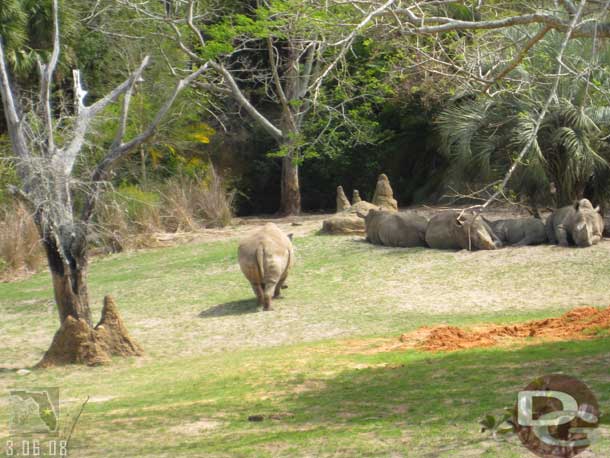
91;169;234;253
160;168;235;231
0;202;43;277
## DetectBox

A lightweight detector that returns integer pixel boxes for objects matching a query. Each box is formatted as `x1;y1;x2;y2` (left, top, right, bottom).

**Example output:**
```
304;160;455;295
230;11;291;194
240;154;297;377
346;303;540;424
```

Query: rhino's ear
595;206;601;213
287;233;294;241
454;217;464;227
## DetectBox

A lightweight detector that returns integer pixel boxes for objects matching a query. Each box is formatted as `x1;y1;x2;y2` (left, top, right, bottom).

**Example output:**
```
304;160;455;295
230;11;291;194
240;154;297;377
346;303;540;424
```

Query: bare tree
0;0;208;365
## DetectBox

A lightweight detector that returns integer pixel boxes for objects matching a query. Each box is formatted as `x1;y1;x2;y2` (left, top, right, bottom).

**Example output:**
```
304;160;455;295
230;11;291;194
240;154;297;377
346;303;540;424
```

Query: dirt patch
408;306;610;352
343;307;610;354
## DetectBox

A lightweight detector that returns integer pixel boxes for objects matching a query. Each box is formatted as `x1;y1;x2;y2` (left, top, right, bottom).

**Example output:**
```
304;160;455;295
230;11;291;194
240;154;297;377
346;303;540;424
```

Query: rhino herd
361;199;604;250
238;199;604;310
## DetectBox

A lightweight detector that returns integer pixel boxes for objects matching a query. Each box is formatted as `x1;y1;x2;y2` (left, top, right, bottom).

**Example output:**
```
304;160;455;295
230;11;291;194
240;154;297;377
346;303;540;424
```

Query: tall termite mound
37;296;143;368
372;173;398;211
336;185;351;212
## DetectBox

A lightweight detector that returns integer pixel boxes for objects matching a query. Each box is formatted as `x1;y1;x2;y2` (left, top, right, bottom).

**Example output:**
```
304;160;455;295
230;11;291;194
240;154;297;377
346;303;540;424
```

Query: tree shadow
199;299;260;318
274;338;610;454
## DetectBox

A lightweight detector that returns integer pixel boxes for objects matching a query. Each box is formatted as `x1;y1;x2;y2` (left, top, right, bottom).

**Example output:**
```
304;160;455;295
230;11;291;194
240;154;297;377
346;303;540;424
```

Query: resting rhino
546;199;604;247
482;217;547;246
359;209;428;247
238;223;294;311
425;211;499;251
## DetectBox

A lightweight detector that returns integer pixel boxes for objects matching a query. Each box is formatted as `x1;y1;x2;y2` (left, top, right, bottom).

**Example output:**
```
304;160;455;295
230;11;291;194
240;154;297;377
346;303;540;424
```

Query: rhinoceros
238;223;294;311
425;211;499;251
482;217;547;246
546;199;604;247
359;209;428;247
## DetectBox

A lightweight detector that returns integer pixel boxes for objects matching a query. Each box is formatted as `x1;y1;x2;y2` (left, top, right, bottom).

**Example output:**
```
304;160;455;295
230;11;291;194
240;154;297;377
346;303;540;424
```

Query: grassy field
1;223;610;457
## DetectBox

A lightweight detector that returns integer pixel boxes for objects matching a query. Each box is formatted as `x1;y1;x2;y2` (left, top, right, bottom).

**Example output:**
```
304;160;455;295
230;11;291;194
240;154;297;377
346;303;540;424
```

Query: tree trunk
37;222;143;367
40;222;92;326
279;151;301;216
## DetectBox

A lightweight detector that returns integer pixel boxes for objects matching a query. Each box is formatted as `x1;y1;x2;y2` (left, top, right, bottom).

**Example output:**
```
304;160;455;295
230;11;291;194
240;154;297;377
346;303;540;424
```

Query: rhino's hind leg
251;283;264;306
274;268;290;298
262;283;276;311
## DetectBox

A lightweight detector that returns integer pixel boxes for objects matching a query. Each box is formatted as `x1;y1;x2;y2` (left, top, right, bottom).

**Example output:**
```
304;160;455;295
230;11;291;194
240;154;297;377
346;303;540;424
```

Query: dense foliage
1;0;610;220
437;31;610;208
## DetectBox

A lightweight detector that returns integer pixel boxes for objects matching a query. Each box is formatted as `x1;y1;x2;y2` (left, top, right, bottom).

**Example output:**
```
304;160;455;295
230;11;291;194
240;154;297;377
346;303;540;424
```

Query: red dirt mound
400;306;610;352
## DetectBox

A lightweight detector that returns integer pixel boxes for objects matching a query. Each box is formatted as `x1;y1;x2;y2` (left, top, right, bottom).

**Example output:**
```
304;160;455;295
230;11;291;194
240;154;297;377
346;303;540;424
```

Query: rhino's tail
255;243;265;283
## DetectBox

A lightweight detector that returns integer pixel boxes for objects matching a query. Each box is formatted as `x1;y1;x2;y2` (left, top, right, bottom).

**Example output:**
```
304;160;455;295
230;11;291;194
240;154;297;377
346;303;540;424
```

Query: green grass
1;233;609;457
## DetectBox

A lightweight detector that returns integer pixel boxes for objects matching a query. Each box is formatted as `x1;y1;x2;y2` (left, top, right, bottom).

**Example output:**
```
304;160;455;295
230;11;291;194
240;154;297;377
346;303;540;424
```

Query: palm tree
436;32;610;207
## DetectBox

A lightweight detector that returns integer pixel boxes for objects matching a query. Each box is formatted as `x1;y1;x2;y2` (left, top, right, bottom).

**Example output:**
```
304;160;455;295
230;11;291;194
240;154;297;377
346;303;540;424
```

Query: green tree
121;0;397;215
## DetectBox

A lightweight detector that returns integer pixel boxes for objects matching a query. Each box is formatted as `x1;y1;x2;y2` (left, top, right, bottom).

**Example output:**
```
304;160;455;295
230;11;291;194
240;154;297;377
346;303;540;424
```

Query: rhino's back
425;212;461;250
495;218;546;244
238;223;293;283
380;213;428;247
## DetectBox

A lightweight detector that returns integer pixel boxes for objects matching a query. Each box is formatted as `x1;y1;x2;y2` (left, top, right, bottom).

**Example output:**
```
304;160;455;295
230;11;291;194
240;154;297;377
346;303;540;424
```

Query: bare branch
210;61;284;141
394;7;610;38
111;74;137;150
95;63;211;179
187;0;206;48
88;56;149;118
62;57;150;175
81;63;212;221
72;70;87;115
309;0;397;100
482;26;552;94
480;0;589;210
267;36;294;128
0;38;29;162
39;0;61;154
0;40;20;128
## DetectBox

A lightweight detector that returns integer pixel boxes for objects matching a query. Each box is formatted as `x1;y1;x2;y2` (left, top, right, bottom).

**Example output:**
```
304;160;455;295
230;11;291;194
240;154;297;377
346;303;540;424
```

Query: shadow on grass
273;339;610;454
199;299;260;318
85;339;610;457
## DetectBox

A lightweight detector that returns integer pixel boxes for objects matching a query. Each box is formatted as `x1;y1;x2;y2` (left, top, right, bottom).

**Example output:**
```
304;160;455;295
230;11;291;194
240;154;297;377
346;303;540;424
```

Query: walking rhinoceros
238;223;294;311
483;217;547;246
359;209;428;247
425;211;499;251
546;199;604;247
